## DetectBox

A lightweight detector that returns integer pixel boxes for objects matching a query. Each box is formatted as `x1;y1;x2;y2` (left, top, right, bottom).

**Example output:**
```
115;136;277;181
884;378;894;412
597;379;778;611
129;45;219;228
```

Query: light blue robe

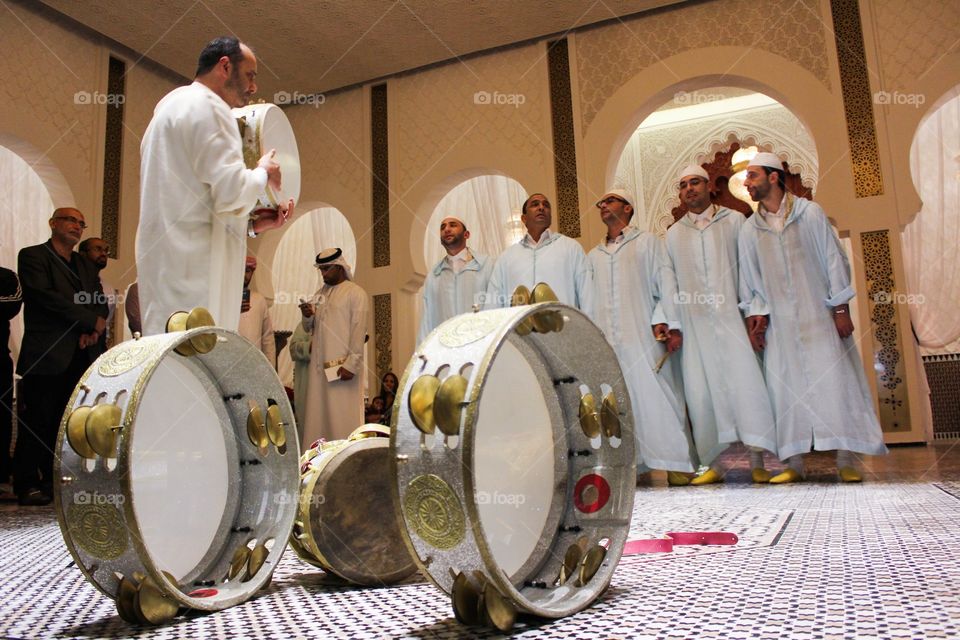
485;230;594;316
738;196;888;460
662;208;777;464
589;227;695;472
418;251;493;344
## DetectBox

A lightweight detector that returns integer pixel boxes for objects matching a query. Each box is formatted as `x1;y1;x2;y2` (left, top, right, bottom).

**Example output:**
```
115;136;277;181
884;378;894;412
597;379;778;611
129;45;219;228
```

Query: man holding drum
137;35;292;335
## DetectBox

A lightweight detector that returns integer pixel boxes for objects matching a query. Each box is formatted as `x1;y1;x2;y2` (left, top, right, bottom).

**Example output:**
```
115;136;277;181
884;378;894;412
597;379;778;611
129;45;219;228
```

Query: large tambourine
54;322;299;624
391;302;636;631
233;102;301;209
289;424;418;585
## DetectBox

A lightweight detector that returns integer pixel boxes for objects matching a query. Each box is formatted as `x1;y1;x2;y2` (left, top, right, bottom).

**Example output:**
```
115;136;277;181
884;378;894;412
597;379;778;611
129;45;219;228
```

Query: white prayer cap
748;152;784;170
676;164;709;185
315;247;353;280
596;188;635;208
440;215;467;228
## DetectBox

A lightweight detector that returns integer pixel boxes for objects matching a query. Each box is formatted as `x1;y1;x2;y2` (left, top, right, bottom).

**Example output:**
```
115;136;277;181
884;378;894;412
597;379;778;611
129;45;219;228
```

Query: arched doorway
270;206;357;387
611;88;818;235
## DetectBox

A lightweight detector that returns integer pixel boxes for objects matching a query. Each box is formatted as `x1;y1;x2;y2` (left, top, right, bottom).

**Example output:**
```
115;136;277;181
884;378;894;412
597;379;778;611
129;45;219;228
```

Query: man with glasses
15;208;108;505
588;188;696;486
485;193;594;313
137;35;292;336
297;248;368;450
418;216;492;344
661;165;777;485
739;152;887;483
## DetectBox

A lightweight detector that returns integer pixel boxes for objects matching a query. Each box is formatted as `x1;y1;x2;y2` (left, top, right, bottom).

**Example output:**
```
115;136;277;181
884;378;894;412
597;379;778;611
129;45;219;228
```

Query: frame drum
54;327;299;624
233;102;301;209
289;424;418;585
391;303;636;631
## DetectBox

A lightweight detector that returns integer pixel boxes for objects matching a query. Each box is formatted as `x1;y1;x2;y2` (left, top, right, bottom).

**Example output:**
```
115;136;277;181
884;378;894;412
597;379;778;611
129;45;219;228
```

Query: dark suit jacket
17;240;108;376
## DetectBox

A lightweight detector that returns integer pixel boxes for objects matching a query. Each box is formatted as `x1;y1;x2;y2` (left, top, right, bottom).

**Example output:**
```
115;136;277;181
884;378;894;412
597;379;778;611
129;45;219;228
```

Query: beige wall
3;0;957;438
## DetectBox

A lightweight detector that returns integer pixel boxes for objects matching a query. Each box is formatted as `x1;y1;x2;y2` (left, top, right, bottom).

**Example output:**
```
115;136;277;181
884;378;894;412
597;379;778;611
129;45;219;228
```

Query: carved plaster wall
871;0;960;92
575;0;832;135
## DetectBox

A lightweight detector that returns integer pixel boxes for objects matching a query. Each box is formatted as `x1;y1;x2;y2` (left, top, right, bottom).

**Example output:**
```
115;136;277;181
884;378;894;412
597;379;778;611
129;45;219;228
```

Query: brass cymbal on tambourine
166;307;217;356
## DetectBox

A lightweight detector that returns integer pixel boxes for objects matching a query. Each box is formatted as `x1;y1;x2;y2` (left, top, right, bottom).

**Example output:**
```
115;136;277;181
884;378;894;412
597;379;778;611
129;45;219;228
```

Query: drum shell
391;304;636;619
54;327;300;613
232;103;301;209
291;435;417;585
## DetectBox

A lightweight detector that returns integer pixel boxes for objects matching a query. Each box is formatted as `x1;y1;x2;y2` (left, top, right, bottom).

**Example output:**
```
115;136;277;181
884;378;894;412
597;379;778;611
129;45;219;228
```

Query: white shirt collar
523;228;553;247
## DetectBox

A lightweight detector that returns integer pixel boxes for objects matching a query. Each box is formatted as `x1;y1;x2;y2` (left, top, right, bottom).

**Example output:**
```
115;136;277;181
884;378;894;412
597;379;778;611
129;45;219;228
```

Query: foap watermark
674;291;725;306
276;492;324;506
872;290;925;305
74;490;125;506
476;490;526;507
74;90;125;106
274;91;326;108
275;290;325;306
473;90;526;108
673;90;724;106
873;91;925;109
74;291;124;306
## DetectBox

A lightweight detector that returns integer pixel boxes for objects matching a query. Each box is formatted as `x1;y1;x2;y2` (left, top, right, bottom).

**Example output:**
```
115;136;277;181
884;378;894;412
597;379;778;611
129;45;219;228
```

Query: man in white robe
418;216;493;344
299;248;369;449
588;189;695;485
739;152;887;483
237;255;276;366
137;36;290;335
662;166;777;485
485;193;594;314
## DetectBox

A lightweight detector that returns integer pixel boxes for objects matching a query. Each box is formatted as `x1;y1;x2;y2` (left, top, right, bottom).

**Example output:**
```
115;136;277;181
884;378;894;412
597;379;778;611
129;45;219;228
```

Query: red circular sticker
187;588;218;598
574;473;611;513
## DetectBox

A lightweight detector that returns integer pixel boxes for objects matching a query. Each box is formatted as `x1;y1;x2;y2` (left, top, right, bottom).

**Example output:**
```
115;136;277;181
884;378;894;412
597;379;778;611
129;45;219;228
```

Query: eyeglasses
596;196;627;207
52;215;87;229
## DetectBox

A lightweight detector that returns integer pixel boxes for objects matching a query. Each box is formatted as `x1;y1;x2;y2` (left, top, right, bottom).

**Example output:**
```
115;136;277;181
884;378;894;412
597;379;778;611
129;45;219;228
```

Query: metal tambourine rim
390;303;635;618
55;327;299;612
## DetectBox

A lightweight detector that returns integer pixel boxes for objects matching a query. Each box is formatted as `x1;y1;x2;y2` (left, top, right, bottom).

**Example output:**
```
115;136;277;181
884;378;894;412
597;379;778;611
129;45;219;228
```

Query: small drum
54;326;299;624
290;424;418;585
391;303;636;631
233;102;301;209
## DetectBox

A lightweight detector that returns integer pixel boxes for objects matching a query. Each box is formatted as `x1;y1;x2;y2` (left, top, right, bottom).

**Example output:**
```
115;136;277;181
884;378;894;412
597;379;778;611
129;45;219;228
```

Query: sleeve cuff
251;166;268;188
740;297;770;317
826;286;855;307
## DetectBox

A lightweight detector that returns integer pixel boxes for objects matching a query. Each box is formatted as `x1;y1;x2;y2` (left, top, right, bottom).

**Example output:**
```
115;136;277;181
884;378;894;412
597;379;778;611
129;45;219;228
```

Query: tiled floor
1;443;958;639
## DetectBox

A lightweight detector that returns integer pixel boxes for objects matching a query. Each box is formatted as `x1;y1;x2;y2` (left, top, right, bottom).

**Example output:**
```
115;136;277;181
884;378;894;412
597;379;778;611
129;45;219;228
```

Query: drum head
307;438;416;585
130;357;232;582
473;337;555;578
260;105;301;205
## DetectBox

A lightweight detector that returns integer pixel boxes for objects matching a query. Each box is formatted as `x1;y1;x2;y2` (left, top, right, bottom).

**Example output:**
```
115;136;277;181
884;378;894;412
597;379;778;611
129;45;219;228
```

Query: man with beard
485;193;594;313
298;248;368;449
78;237;117;345
739;152;887;483
137;35;292;335
588;188;695;485
418;216;493;344
662;165;777;485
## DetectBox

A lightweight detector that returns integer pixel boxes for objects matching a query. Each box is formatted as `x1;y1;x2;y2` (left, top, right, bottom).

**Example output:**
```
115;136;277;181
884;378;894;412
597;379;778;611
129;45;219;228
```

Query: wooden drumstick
654;332;670;374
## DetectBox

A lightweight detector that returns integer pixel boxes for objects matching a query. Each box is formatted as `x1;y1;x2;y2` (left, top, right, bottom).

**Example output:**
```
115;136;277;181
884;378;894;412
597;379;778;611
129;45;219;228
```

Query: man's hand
337;367;355;381
78;331;99;349
299;301;315;318
652;323;669;342
251;199;294;235
747;315;769;352
95;316;107;335
258;148;281;192
666;329;683;353
833;305;854;338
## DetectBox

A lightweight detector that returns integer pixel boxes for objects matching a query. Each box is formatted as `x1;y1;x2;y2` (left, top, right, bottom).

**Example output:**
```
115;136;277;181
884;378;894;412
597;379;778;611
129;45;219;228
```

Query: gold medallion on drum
68;503;128;559
437;314;500;348
403;474;465;550
97;341;159;377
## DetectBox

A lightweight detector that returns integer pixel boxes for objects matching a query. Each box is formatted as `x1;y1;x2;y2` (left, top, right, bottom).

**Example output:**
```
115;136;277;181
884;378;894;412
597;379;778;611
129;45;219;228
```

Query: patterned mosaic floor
1;444;958;639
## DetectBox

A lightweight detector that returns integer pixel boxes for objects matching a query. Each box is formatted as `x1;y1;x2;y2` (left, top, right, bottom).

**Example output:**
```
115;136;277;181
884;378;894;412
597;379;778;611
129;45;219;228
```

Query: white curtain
422;175;527;269
902;89;960;351
270;207;356;386
0;145;56;364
